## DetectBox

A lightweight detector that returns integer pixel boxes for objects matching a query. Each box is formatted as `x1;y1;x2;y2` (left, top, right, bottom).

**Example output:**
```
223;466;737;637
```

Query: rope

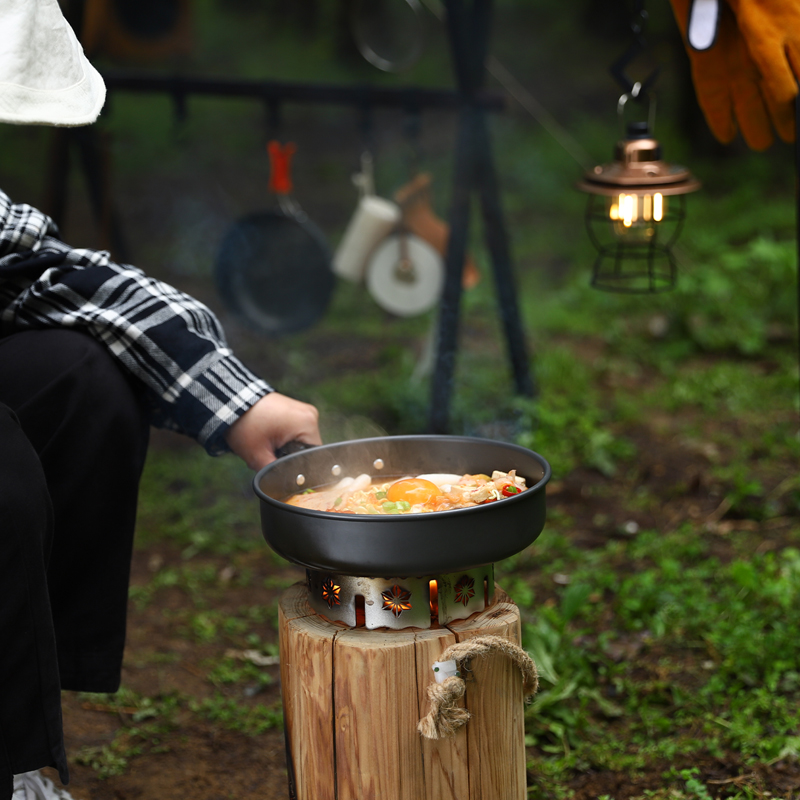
417;634;539;740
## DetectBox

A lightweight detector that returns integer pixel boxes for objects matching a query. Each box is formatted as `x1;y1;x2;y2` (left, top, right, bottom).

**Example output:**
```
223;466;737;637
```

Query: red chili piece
501;484;521;497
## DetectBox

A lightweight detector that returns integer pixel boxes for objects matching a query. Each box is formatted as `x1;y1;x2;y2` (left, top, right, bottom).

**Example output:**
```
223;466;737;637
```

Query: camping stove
257;437;550;800
306;564;495;630
255;435;551;633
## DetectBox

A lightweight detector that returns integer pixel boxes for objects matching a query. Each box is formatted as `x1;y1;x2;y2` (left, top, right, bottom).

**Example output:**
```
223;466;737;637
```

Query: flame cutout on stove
321;577;342;608
454;576;476;606
381;584;413;617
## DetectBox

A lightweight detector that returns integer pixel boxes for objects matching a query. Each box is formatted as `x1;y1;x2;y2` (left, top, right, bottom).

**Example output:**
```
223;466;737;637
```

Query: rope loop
417;634;538;740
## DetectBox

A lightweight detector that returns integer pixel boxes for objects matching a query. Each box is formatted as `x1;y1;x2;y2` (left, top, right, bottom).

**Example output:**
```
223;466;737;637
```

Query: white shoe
12;771;80;800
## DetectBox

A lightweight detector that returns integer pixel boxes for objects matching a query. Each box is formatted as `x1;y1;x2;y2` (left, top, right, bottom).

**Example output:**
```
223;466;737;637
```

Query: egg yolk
386;478;442;505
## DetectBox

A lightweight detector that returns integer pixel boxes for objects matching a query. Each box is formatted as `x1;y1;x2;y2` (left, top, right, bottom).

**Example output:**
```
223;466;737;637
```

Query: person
0;2;321;798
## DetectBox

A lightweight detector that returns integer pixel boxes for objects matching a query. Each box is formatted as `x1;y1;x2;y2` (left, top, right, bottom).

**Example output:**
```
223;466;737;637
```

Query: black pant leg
0;403;68;794
0;329;150;692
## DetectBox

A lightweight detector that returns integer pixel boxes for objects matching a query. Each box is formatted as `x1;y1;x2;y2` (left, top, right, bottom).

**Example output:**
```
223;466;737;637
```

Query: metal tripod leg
429;0;534;433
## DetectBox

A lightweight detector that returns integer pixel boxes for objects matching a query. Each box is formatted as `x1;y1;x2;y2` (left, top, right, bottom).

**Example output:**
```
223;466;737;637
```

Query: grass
509;527;800;797
73;686;283;779
1;1;798;796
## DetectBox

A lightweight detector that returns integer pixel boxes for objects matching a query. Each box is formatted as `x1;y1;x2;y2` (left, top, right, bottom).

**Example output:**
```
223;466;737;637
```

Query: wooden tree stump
278;582;527;800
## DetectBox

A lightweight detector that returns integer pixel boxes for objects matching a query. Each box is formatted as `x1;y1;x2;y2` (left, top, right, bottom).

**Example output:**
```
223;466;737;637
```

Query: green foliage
73;745;130;781
135;448;261;555
73;686;281;779
514;347;636;478
665;236;796;356
190;695;283;735
517;527;800;790
129;562;224;610
659;358;797;417
666;768;713;800
73;690;184;778
522;213;796;366
206;657;274;689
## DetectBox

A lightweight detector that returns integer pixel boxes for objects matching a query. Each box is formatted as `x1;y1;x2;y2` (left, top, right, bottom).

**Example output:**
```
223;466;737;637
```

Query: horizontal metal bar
101;72;506;111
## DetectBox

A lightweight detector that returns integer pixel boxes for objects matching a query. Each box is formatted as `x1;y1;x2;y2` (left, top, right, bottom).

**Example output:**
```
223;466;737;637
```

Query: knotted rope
417;634;539;740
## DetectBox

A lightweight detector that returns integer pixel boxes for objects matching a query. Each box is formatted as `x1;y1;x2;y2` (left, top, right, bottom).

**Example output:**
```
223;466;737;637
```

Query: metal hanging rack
48;0;534;435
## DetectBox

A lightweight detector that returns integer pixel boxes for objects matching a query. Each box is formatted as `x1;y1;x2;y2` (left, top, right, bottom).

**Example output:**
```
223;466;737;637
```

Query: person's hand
670;0;778;149
224;392;322;470
726;0;800;143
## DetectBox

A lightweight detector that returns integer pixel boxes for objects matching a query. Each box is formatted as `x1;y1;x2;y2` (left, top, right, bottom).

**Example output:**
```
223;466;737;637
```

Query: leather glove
725;0;800;143
670;0;778;149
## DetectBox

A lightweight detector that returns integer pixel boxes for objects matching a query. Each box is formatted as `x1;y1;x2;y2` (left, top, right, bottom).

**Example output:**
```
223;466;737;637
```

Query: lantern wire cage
584;191;688;293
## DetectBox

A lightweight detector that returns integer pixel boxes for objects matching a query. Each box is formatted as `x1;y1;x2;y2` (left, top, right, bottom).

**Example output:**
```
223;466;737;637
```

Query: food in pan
285;470;527;514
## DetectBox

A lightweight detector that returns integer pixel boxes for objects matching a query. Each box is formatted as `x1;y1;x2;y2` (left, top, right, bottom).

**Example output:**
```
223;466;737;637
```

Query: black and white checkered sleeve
0;234;273;455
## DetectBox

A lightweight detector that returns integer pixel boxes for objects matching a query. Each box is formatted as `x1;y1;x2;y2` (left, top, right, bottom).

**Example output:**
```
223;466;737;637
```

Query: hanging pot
214;141;335;337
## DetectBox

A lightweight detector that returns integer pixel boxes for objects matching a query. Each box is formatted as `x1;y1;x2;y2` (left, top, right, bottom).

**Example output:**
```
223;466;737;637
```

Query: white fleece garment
0;0;105;126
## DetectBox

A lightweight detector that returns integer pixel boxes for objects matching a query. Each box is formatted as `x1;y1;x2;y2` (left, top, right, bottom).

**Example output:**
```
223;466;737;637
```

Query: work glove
669;0;779;149
671;0;800;150
725;0;800;143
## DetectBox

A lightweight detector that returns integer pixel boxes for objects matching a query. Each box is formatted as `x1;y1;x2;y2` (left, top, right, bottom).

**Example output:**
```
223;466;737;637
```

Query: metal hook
352;150;376;197
617;81;642;116
617;83;657;135
610;0;660;100
630;3;648;36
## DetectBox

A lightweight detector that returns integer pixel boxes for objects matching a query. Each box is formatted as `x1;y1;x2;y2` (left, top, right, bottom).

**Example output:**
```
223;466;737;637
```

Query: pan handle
275;440;315;459
267;140;296;196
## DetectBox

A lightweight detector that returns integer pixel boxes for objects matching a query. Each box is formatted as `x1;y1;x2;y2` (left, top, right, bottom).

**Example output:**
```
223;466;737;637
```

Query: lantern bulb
622;194;633;227
653;193;663;222
643;194;652;221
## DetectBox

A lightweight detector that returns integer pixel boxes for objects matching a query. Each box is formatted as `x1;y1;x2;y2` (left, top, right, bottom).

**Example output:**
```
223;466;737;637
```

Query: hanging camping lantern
577;117;700;293
577;0;702;293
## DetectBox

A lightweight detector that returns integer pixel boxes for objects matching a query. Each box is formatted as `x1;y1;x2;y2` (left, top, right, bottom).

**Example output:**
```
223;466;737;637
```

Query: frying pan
214;141;335;337
350;0;425;73
254;435;550;577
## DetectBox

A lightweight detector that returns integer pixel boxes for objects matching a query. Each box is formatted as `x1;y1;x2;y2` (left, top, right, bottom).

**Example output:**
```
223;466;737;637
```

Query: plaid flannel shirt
0;189;272;455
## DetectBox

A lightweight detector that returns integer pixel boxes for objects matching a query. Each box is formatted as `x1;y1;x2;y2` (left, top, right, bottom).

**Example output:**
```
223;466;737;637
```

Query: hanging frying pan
214;141;335;337
350;0;425;73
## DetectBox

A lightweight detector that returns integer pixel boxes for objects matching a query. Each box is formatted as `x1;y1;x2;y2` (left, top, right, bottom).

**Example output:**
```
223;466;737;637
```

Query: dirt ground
39;391;800;800
52;539;299;800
